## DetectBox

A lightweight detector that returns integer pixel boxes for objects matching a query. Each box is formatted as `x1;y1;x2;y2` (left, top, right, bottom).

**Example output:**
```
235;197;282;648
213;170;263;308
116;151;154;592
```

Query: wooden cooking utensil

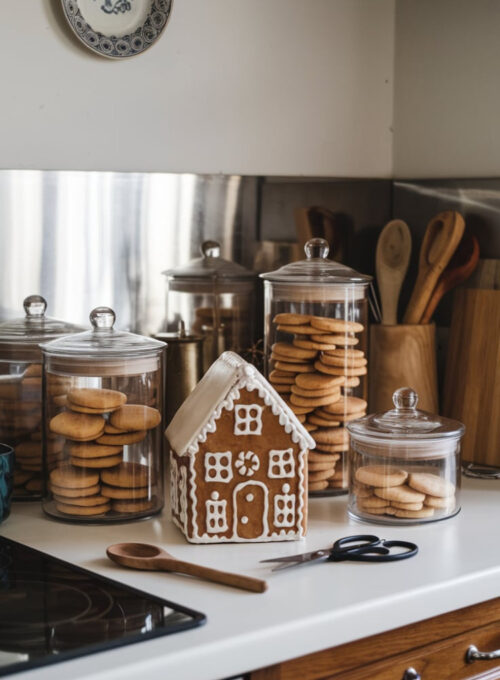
420;233;479;324
375;219;412;325
107;542;268;593
403;211;465;324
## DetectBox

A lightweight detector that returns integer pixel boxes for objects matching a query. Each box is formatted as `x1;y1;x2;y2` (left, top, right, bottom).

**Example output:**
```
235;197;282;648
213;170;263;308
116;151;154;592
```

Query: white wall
0;0;395;177
393;0;500;178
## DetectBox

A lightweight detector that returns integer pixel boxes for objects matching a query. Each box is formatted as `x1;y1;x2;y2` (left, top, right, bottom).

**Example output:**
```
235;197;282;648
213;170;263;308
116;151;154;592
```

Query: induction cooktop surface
0;536;206;677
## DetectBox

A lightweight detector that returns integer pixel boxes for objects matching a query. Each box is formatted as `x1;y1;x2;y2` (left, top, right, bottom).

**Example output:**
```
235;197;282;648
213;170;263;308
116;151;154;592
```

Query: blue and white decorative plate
61;0;173;59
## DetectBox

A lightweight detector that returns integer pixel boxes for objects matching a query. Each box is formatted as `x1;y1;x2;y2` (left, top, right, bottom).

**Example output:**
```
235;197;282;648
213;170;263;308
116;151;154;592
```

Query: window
206;492;228;534
204;452;233;483
234;404;263;436
274;484;295;528
268;448;295;478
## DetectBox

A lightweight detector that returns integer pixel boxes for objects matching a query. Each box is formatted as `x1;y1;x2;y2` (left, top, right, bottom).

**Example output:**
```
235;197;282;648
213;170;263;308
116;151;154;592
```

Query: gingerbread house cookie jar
165;352;315;543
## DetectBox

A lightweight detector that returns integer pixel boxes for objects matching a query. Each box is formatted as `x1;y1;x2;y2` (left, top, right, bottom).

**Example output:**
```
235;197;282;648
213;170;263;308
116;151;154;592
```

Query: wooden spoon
420;233;479;323
403;211;465;324
107;542;267;594
375;219;412;325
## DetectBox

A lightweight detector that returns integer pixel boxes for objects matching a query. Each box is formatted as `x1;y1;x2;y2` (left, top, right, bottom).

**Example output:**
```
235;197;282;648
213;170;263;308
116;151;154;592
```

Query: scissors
260;534;418;572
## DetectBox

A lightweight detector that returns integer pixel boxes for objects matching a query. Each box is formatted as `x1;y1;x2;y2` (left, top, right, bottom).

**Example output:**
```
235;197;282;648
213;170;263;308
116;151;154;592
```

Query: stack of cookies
269;312;367;494
0;363;73;497
47;385;161;518
354;466;457;520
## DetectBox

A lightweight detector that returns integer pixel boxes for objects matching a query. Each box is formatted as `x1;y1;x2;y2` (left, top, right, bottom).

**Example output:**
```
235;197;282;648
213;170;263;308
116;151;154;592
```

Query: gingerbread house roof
165;351;315;456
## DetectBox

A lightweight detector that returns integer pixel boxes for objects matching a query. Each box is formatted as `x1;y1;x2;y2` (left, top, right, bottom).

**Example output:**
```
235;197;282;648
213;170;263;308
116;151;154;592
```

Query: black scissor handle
329;535;418;563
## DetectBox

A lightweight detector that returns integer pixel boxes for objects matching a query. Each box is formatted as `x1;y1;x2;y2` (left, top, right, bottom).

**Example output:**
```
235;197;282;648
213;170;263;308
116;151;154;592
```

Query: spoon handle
158;558;268;593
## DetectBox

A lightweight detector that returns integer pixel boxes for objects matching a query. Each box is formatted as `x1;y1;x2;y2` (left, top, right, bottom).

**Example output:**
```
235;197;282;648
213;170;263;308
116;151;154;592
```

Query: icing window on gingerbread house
234;404;263;436
204;452;233;483
274;484;295;528
268;448;295;478
206;492;228;534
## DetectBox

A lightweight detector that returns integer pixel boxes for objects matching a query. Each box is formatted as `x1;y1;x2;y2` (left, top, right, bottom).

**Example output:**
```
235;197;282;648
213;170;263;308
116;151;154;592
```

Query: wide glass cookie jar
347;387;464;525
163;241;256;372
260;238;371;497
0;295;82;500
41;307;165;523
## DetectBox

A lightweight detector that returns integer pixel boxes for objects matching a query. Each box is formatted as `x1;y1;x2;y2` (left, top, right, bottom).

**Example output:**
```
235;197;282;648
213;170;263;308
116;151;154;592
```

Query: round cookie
273;384;291;394
104;423;128;434
283;400;315;415
290;391;340;408
271;353;309;364
295;372;344;390
391;501;424;511
323;396;367;415
314;361;367;377
343;376;361;388
320;354;367;368
67;402;122;415
272;342;317;360
277;324;322;335
311;334;359;346
68;388;127;410
51;482;101;498
407;472;455;498
110;404;161;431
353;484;373;498
323;348;365;359
310;317;364;334
25;479;42;492
96;431;147;446
358;496;389;508
374;485;426;504
315;443;348;453
359;505;391;515
393;507;435;519
275;361;315;373
313;427;348;444
293;338;337;351
101;462;151;488
269;371;295;385
101;484;150;500
68;443;123;458
291;384;340;398
56;502;111;516
424;495;456;509
53;494;110;507
308;451;340;463
112;498;154;513
308;468;335;481
50;465;99;489
354;465;408;488
273;313;311;325
24;364;42;377
70;454;123;469
308;480;328;491
308;461;336;471
50;412;105;440
308;414;341;427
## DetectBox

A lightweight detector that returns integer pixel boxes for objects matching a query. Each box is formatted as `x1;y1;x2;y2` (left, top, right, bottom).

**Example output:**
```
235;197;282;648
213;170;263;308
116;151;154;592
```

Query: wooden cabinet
249;598;500;680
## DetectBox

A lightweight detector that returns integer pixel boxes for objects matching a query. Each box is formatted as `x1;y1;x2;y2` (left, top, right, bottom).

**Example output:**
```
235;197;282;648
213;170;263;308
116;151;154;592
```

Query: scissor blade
260;549;330;568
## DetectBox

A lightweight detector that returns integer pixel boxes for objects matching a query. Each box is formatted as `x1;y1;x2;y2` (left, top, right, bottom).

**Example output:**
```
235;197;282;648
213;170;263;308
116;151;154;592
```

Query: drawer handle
402;668;421;680
466;644;500;663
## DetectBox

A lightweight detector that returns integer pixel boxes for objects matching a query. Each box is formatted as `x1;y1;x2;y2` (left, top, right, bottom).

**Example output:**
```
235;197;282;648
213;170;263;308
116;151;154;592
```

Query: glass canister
162;241;256;372
260;238;372;497
41;307;165;523
0;295;82;500
347;387;464;524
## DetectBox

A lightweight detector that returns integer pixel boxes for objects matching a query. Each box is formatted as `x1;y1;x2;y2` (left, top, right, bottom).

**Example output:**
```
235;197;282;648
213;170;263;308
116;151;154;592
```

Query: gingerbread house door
233;481;268;540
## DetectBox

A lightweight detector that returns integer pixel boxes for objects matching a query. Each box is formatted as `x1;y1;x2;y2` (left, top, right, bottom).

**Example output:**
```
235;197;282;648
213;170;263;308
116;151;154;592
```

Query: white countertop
2;476;500;680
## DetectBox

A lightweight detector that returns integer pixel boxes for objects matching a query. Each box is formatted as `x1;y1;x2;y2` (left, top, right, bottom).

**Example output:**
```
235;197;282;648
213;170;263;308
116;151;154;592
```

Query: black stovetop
0;536;205;677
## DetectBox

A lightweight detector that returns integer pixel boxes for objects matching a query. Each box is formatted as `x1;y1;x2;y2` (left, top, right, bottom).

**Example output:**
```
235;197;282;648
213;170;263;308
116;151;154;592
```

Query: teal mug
0;444;14;522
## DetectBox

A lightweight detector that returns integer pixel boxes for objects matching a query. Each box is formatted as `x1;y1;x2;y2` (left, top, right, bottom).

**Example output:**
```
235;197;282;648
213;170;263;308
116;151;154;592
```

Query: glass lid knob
201;240;221;258
393;387;418;411
90;307;116;331
304;237;330;260
24;295;47;318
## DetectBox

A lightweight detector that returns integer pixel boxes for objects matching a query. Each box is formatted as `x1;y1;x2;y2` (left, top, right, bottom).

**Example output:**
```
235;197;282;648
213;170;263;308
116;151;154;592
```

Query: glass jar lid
41;307;165;359
0;295;83;347
347;387;465;442
163;241;255;292
260;238;372;285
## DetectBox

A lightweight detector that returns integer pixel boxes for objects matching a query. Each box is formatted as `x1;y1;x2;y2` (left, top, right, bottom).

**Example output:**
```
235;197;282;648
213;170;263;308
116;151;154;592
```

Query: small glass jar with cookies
0;295;82;501
347;387;465;524
41;307;165;523
260;238;372;496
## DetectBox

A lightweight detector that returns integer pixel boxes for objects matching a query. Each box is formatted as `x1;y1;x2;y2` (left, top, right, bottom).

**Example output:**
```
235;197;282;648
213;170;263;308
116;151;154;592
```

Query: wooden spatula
375;219;412;325
420;233;479;323
403;211;465;324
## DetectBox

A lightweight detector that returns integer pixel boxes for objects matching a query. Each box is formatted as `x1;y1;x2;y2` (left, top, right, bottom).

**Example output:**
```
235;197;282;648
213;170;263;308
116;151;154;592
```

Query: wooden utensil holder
443;289;500;467
369;323;439;413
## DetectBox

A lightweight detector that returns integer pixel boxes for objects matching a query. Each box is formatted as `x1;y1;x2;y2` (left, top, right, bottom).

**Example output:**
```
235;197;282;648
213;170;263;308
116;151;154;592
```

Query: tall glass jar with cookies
162;241;256;373
0;296;82;500
41;307;165;523
260;238;372;496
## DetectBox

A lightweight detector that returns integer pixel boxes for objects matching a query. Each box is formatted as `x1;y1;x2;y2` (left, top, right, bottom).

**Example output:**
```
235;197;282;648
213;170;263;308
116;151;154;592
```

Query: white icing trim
234;404;263;435
206;497;228;534
204;451;233;483
268;448;295;478
235;450;260;477
274;486;296;527
189;453;198;539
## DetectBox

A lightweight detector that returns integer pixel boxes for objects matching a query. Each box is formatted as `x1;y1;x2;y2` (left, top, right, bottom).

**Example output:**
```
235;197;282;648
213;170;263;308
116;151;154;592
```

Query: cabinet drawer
330;622;500;680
